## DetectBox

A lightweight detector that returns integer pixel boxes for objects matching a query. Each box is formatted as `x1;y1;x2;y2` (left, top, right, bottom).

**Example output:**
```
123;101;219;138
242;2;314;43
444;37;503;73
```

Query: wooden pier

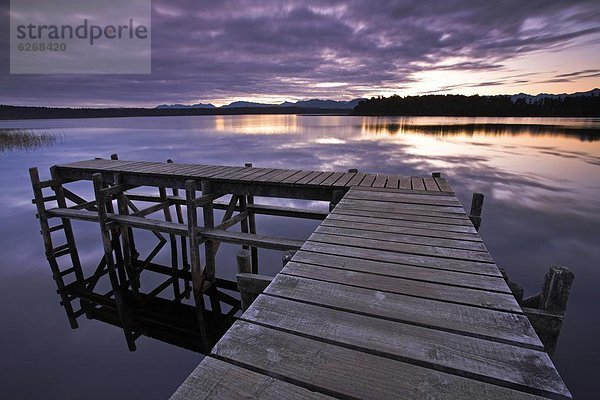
30;158;571;399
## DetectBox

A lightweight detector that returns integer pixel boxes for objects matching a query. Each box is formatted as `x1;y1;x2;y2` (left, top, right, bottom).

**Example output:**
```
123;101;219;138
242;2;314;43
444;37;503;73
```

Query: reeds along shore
0;128;59;152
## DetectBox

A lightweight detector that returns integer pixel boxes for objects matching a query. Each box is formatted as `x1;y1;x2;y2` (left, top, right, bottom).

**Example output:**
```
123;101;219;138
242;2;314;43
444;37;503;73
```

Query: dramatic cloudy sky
1;0;600;107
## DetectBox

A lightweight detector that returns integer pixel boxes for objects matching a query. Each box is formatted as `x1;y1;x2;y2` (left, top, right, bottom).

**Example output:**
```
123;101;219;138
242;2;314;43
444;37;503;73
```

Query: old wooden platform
170;186;570;399
29;158;570;400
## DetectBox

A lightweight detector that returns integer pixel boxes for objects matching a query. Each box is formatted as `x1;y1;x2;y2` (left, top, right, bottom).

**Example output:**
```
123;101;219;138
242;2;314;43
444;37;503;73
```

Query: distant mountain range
156;98;364;110
510;88;600;103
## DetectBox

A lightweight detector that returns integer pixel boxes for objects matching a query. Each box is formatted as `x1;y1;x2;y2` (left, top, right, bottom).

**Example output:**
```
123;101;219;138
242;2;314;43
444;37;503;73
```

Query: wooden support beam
200;180;221;315
168;159;191;299
236;273;273;311
185;179;210;352
130;201;172;218
236;250;253;311
200;230;304;251
245;163;259;274
92;173;137;351
214;201;329;220
469;192;484;231
215;211;249;231
330;189;346;212
114;173;140;297
159;182;181;301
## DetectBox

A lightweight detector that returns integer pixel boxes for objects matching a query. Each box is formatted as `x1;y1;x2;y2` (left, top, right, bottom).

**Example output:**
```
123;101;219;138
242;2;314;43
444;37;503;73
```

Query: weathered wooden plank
295;171;324;185
399;176;412;189
254;169;292;182
339;198;469;218
385;174;399;189
319;171;345;186
242;297;569;399
270;169;303;183
435;177;454;192
280;170;313;184
346;172;366;186
346;189;461;206
350;184;455;196
331;172;356;187
219;166;265;180
300;241;501;276
213;321;554;400
307;171;334;185
315;225;487;252
372;174;388;188
290;250;505;292
237;168;279;181
327;212;478;233
308;232;494;263
211;166;249;180
411;177;426;190
358;173;377;187
281;262;520;312
170;357;334;400
423;176;440;191
323;215;482;241
265;274;540;349
333;207;474;226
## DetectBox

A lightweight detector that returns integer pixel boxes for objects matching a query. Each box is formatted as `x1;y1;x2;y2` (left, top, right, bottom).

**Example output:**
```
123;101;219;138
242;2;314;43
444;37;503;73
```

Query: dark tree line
351;93;600;117
0;105;351;120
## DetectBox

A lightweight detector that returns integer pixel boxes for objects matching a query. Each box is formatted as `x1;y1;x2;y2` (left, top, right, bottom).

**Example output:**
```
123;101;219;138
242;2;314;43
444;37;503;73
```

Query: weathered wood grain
333;207;475;226
212;321;554;400
300;241;501;276
265;274;541;349
322;216;482;242
281;262;520;312
170;357;335;400
308;232;495;263
241;297;569;399
315;225;487;252
290;250;506;292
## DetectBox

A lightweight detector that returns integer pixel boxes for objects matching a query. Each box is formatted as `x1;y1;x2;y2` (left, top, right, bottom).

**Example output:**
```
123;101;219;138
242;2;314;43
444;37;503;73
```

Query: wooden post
201;180;221;315
432;172;442;178
236;250;254;311
282;250;295;266
469;192;484;231
92;173;137;351
330;189;345;212
110;153;139;261
348;168;358;173
114;172;140;297
540;266;574;312
522;266;575;356
236;273;272;311
185;180;209;351
159;181;181;300
245;163;258;274
168;159;191;299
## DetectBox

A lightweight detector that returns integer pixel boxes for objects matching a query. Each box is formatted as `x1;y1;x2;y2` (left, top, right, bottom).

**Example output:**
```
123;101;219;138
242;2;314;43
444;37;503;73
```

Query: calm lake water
1;115;599;399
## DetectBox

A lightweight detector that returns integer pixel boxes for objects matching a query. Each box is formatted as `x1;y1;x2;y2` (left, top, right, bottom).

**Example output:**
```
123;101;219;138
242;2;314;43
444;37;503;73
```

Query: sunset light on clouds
1;0;599;106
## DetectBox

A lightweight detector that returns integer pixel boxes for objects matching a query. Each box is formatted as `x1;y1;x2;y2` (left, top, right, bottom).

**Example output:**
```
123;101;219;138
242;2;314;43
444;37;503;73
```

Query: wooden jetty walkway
29;158;571;399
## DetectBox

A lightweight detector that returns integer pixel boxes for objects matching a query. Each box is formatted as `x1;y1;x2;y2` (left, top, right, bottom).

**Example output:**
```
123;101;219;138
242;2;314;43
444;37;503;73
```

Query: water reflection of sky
0;115;599;399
